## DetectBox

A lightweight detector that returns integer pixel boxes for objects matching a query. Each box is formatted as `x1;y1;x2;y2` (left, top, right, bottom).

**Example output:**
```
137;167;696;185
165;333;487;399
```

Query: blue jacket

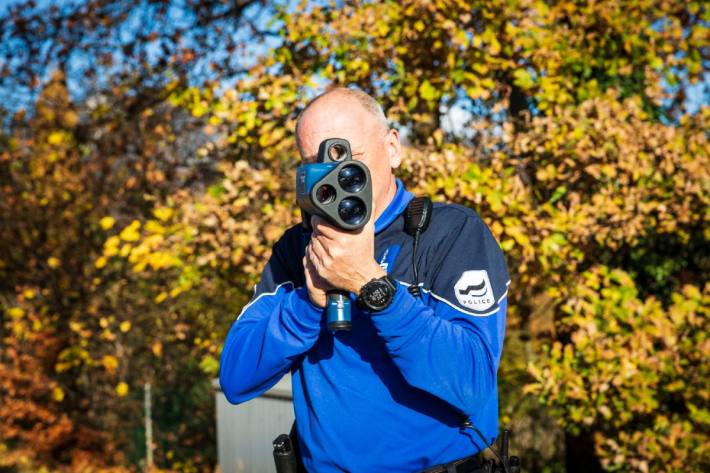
220;179;510;472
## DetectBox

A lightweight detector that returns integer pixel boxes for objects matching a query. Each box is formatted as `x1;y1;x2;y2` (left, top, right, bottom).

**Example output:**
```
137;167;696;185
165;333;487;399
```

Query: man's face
297;95;401;219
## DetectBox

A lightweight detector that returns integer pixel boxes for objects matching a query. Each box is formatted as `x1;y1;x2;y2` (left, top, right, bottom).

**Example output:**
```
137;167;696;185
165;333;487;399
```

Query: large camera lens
338;197;366;226
328;143;348;162
316;184;336;204
338;165;366;193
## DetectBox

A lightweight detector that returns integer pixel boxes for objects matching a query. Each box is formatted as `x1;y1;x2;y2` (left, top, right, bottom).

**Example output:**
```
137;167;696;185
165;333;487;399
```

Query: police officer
219;88;510;472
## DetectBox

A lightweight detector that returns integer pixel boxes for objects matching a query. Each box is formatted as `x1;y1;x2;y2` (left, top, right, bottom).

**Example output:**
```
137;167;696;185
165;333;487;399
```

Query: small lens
338;165;366;193
316;185;336;204
338;197;366;226
328;143;348;161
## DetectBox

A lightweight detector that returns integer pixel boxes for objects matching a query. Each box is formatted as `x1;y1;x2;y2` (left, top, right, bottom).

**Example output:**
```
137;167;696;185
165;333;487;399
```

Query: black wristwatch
356;275;397;312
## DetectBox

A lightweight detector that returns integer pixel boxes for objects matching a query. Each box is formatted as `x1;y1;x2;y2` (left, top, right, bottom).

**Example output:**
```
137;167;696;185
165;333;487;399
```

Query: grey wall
214;376;295;473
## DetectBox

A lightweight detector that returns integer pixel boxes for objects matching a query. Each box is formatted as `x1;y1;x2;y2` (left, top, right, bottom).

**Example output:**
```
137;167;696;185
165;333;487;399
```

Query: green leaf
418;80;438;102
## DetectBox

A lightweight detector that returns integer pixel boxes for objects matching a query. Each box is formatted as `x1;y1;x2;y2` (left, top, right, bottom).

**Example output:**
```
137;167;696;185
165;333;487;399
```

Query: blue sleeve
219;232;324;404
370;211;509;415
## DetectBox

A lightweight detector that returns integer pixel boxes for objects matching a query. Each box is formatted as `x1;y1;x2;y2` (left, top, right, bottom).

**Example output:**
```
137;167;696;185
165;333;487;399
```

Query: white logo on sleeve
454;270;495;312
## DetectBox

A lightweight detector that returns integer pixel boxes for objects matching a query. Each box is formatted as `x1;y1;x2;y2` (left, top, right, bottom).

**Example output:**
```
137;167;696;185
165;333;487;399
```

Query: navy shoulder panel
254;223;307;295
421;203;510;316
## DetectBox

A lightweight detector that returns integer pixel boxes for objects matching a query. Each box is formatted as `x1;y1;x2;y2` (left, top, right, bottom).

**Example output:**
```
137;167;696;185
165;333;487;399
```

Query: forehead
298;96;375;155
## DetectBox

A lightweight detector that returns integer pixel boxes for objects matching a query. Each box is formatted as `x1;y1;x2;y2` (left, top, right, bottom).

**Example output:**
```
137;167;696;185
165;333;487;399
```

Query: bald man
220;88;509;473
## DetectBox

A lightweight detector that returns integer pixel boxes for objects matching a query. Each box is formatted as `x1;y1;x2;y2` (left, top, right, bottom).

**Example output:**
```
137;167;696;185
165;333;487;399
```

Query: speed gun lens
338;197;366;226
316;184;336;204
338;165;366;193
328;143;348;161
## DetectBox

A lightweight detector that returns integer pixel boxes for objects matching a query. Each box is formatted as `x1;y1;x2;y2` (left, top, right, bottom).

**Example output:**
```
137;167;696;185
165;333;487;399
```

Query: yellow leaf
119;221;141;242
8;307;24;318
152;341;163;358
99;216;115;230
191;103;207;118
154;292;168;304
104;235;121;248
116;382;129;397
102;355;119;371
95;256;107;269
119;243;132;257
598;405;612;419
119;321;132;333
465;85;487;100
23;289;36;299
47;131;65;145
418;80;438;102
47;257;61;268
153;207;173;222
145;220;166;235
52;387;65;402
377;21;389;37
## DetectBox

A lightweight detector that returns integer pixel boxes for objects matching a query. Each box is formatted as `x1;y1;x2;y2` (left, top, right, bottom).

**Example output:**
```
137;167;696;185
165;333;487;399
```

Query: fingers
303;255;326;308
305;243;318;274
310;215;338;239
303;255;315;285
303;251;332;290
306;240;329;278
304;252;322;285
309;236;330;261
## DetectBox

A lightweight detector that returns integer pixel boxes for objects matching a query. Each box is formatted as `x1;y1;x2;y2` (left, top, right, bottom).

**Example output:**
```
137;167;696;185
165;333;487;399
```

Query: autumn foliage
1;1;708;472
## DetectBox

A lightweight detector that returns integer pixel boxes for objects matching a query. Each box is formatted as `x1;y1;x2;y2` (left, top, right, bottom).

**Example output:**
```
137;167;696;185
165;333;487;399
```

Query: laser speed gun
296;138;373;331
296;138;372;230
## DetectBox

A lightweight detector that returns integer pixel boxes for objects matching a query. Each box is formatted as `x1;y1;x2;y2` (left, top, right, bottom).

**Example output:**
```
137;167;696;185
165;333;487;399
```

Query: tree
2;0;708;471
0;1;273;470
138;1;707;470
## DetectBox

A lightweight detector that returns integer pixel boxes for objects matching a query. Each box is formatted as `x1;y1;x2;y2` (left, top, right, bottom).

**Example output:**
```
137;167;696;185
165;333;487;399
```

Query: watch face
364;279;394;311
370;286;388;305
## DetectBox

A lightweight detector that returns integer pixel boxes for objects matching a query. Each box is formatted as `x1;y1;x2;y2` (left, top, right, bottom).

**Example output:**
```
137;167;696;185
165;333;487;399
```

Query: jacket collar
375;178;414;234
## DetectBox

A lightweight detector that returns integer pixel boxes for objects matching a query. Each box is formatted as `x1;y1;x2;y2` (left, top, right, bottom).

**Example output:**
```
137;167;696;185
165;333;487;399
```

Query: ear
384;128;402;169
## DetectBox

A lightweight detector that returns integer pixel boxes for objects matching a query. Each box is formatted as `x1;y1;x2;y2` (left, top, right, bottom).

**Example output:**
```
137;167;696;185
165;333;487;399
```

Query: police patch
454;270;495;312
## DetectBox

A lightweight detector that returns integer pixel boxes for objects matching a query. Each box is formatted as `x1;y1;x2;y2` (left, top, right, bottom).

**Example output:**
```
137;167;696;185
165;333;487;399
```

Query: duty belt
418;453;485;473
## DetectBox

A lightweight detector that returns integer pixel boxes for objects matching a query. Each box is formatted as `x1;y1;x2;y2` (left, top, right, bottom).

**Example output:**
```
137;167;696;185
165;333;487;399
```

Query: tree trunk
565;431;604;473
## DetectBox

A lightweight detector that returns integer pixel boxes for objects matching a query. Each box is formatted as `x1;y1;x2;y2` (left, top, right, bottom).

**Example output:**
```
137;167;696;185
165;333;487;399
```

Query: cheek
367;160;391;199
357;151;391;202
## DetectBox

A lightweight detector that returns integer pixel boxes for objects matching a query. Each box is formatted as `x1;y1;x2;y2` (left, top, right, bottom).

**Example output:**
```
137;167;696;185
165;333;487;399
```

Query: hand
302;252;332;308
305;214;386;296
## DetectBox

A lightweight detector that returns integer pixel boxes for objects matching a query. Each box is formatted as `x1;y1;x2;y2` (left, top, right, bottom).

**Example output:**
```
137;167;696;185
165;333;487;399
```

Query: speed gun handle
273;434;298;473
326;289;351;331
